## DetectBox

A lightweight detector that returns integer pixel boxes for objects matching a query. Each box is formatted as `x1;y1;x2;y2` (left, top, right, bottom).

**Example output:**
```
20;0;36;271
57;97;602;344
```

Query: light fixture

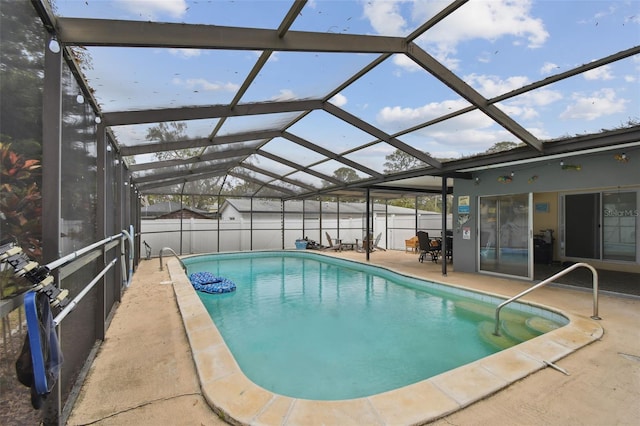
510;171;515;177
106;145;112;152
48;35;61;53
560;160;564;167
95;116;102;124
76;93;84;104
614;153;629;163
474;177;480;185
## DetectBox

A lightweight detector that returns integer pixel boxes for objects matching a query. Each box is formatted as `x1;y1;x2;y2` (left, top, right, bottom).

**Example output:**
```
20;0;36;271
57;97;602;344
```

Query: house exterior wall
453;149;640;275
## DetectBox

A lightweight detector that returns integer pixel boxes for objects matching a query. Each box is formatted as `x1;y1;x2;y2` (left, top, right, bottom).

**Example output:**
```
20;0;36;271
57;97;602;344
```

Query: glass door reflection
479;194;531;279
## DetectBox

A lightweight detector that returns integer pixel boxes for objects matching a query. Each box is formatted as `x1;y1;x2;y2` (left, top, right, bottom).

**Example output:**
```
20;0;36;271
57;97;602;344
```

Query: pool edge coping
168;256;603;426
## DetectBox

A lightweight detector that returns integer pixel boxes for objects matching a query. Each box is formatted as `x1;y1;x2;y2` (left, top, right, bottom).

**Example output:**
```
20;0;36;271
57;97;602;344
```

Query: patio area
66;250;639;425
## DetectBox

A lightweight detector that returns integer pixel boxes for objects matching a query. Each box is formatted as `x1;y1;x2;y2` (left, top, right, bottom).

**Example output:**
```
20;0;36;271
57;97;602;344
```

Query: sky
55;0;639;178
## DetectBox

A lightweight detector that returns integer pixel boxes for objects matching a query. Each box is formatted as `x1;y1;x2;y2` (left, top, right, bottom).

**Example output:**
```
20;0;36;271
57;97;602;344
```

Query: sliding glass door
479;193;532;279
562;191;638;262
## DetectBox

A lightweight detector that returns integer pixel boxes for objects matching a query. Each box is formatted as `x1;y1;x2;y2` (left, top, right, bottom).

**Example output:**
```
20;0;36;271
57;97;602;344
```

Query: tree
383;149;427;173
0;0;45;157
145;122;220;208
146;122;193;160
332;167;359;183
484;141;518;154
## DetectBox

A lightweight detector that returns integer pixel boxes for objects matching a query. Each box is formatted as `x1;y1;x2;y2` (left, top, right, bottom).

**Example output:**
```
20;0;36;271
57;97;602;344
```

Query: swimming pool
183;251;567;400
169;251;603;425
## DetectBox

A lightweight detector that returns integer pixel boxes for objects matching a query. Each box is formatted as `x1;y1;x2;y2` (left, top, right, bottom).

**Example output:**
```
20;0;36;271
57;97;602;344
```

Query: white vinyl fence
141;213;451;256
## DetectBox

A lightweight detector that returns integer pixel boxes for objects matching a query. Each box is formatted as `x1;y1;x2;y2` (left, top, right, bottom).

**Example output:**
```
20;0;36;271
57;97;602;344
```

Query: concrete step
525;316;562;334
455;300;522;323
500;319;542;342
477;321;519;350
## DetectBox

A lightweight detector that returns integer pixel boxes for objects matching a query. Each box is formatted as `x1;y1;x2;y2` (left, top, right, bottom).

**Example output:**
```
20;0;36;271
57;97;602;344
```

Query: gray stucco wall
451;149;640;274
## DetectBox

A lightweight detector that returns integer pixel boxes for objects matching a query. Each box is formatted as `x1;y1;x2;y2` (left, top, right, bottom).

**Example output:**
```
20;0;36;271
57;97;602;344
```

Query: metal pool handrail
159;247;186;272
494;262;601;336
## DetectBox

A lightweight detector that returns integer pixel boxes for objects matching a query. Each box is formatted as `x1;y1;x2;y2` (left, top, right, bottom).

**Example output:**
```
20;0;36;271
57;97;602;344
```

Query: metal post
366;188;371;261
302;199;306;238
319;197;323;244
385;200;388;250
96;121;107;341
336;196;340;242
441;177;448;276
179;183;185;255
281;199;285;250
217;194;221;253
415;196;418;234
42;31;63;426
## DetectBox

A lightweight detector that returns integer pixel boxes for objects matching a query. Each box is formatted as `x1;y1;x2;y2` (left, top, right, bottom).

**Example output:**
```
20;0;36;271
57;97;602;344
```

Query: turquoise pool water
183;251;567;400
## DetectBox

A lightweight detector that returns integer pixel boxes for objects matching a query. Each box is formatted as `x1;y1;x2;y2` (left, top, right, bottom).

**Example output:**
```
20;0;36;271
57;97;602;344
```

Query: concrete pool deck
67;251;640;425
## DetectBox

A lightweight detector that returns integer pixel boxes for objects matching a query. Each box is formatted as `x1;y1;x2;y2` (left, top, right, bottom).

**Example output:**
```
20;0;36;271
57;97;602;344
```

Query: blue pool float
189;271;236;294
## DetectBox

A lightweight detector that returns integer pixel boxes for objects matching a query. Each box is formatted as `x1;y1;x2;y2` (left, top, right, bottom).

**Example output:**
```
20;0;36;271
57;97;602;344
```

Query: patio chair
417;231;430;263
428;238;442;263
143;241;152;260
417;231;441;263
372;232;386;251
405;236;419;253
324;232;342;251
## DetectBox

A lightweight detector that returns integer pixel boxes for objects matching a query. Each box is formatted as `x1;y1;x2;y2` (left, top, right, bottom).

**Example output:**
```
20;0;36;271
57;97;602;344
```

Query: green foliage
483;141;519;154
0;0;45;154
383;149;428;173
145;122;222;205
386;194;452;213
332;167;359;183
0;2;45;298
1;143;42;298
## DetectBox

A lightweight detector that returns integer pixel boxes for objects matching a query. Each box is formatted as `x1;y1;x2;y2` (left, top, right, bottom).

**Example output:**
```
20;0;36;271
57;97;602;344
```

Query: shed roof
221;198;442;216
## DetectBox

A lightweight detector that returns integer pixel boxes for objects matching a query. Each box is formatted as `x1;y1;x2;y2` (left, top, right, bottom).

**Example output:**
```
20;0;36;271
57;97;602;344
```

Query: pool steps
477;322;517;350
526;316;562;334
455;300;560;350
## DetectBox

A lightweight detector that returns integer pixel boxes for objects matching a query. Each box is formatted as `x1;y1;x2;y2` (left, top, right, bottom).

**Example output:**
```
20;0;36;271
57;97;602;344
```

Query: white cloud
540;62;559;75
417;0;547;48
392;54;422;73
510;89;563;107
499;104;539;120
593;4;618;20
560;88;628;121
169;48;201;59
477;52;492;64
624;75;637;83
367;0;549;72
329;93;348;107
464;74;529;98
116;0;187;19
173;78;239;92
464;74;563;119
419;125;517;156
377;99;472;128
271;89;297;101
583;64;614;81
362;0;407;36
